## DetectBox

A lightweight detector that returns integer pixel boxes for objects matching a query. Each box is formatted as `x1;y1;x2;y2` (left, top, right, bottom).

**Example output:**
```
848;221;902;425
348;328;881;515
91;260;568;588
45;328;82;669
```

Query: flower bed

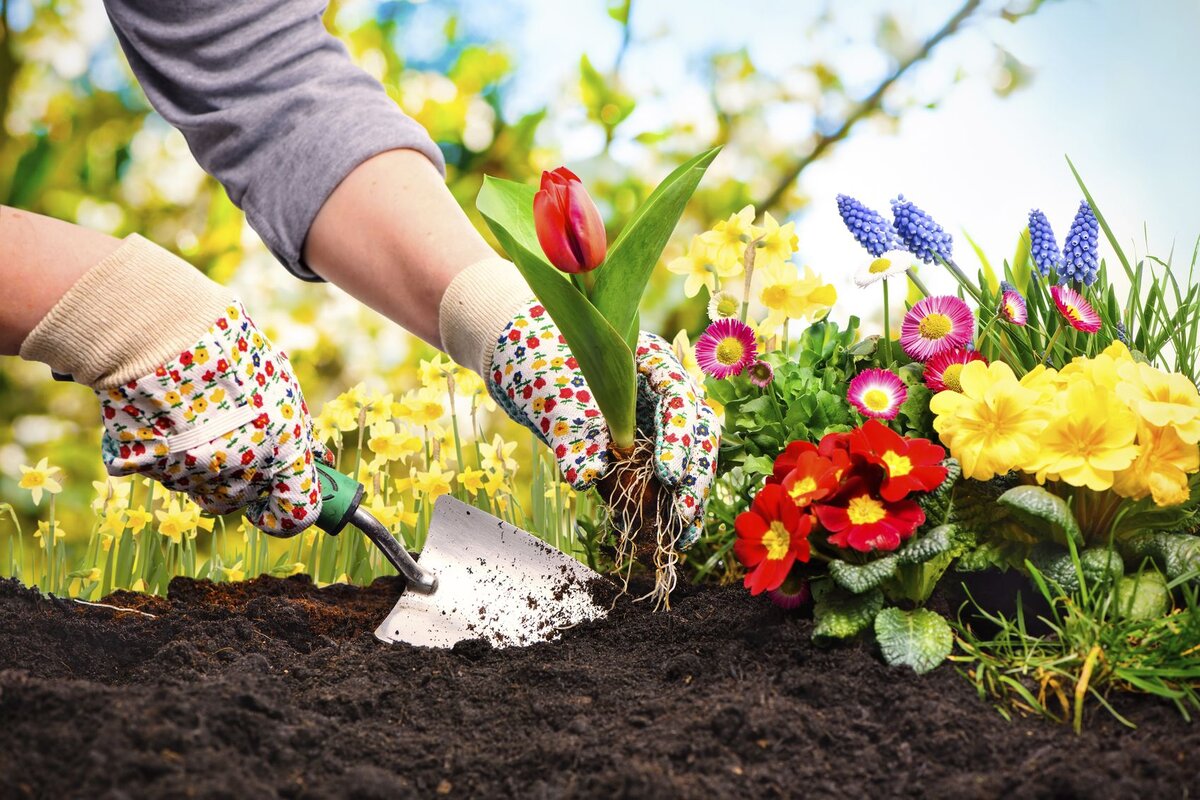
1;575;1197;798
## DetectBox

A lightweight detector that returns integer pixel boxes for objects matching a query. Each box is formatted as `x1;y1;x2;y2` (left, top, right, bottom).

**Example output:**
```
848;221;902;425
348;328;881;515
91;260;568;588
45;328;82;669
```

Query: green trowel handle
314;461;364;535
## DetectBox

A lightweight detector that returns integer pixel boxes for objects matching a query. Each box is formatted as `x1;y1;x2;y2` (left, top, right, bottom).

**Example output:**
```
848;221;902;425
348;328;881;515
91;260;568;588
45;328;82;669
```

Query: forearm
0;207;122;355
303;150;498;348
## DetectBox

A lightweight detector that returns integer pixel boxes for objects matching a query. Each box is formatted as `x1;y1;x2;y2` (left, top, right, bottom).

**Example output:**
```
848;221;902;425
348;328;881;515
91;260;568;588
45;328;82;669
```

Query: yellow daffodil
457;467;487;496
223;561;246;583
396;387;446;427
125;507;154;534
699;205;756;269
481;435;519;474
91;479;131;513
481;469;509;498
1030;380;1141;491
156;497;214;544
98;510;127;536
1113;423;1199;506
1116;361;1200;444
752;212;799;272
671;329;704;385
666;237;738;298
34;520;65;549
756;262;837;333
322;391;363;432
368;421;423;462
413;463;454;501
930;361;1048;480
418;355;458;386
18;458;62;506
365;497;408;530
362;391;396;429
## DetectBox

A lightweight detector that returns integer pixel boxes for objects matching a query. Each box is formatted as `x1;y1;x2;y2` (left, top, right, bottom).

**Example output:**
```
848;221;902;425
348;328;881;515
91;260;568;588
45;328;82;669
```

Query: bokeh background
1;0;1196;571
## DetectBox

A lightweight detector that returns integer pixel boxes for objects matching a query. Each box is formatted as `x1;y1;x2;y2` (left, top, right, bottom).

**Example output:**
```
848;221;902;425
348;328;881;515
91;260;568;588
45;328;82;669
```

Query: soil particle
0;575;1197;799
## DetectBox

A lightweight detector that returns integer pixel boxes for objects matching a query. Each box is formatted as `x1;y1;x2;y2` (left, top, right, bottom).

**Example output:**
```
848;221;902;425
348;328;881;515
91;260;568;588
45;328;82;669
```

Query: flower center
881;450;913;477
1063;304;1082;321
715;337;747;365
761;285;789;308
762;520;791;560
788;477;818;503
918;313;953;340
25;474;45;487
715;296;739;316
942;363;965;392
863;389;891;411
846;495;887;525
869;257;893;274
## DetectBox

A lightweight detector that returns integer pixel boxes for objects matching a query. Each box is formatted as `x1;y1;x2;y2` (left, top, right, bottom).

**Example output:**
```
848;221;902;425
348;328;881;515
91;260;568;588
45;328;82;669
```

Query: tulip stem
580;270;597;299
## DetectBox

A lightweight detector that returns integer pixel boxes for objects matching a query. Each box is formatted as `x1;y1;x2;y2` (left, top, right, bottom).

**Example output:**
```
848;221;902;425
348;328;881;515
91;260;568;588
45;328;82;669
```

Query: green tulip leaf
477;176;637;446
592;146;721;341
874;607;953;675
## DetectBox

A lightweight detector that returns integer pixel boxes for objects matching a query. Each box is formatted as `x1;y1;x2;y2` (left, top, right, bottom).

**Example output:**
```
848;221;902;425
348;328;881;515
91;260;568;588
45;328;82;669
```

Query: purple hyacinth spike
836;194;901;257
890;195;953;264
1027;209;1062;277
1059;200;1100;286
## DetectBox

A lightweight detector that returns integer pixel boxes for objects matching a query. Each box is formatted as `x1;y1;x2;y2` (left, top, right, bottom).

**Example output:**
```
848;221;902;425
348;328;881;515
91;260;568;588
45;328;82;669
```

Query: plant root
596;434;687;611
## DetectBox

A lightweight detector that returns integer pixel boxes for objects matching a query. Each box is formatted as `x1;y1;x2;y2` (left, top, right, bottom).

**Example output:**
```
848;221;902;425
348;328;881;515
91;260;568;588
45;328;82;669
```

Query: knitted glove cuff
437;256;534;377
19;234;235;389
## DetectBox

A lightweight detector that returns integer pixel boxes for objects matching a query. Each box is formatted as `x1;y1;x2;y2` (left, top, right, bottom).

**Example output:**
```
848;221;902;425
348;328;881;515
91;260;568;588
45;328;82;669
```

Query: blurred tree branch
758;0;983;214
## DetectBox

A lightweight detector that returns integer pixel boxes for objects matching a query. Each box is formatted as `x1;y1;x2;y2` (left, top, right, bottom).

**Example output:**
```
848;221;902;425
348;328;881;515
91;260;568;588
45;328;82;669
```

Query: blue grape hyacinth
836;194;901;257
1060;200;1100;285
1027;209;1062;277
890;195;952;264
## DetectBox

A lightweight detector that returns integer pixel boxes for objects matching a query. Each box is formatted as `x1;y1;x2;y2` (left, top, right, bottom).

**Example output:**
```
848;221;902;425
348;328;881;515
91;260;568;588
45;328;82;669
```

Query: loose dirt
0;575;1195;798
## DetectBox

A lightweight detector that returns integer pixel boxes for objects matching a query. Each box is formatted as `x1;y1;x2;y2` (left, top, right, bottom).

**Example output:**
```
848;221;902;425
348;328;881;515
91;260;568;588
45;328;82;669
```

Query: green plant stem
739;240;758;324
941;257;985;304
906;268;931;298
1042;324;1065;364
881;280;894;364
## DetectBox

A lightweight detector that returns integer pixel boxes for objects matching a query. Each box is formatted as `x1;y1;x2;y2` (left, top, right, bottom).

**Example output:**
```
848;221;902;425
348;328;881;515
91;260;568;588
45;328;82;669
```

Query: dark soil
0;575;1196;799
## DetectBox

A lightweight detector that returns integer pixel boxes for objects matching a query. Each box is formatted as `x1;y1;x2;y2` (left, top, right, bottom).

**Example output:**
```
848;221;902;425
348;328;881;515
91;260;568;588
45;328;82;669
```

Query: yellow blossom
156;497;214;544
368;421;423;462
34;520;65;549
125;507;154;534
1030;380;1141;491
98;511;127;536
457;468;487;496
666;237;738;298
481;435;519;474
671;329;704;385
396;387;445;427
413;462;454;501
753;212;799;271
756;262;837;333
223;561;246;583
930;361;1048;480
699;205;756;269
1113;424;1199;507
18;458;62;506
1116;361;1200;444
91;479;131;513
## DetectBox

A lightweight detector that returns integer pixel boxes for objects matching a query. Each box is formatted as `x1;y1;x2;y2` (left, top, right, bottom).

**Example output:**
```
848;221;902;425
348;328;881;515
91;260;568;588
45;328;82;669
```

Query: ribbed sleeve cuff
438;257;534;377
19;234;235;388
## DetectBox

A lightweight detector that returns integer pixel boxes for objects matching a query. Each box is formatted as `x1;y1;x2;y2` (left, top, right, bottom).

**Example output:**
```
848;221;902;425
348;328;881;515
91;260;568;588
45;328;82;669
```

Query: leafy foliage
875;608;954;675
812;580;883;642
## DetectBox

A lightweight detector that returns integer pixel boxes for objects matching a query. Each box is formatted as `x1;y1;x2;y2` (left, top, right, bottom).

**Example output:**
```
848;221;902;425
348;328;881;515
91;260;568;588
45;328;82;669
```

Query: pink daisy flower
1050;284;1101;333
747;359;775;388
998;284;1028;326
924;347;987;393
848;368;908;420
695;318;758;379
900;295;975;362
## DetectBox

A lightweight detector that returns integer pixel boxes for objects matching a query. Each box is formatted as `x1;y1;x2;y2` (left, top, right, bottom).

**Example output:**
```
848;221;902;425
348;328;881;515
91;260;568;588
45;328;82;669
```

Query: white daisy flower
854;250;913;288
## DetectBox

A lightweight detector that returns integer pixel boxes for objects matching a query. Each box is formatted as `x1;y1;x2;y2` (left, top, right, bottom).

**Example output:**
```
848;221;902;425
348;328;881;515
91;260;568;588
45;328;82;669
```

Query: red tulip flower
534;167;607;273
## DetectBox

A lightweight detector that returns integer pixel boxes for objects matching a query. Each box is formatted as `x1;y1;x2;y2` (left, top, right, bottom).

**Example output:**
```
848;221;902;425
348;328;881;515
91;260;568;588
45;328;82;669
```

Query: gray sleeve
103;0;446;281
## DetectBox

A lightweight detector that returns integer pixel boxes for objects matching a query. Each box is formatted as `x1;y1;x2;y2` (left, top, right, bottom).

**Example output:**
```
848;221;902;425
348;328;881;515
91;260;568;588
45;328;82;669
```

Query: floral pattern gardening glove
487;301;720;547
97;302;327;536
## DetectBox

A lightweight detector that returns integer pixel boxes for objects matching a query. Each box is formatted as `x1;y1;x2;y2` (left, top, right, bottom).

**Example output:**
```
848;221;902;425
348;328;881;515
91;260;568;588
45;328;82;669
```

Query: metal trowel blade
374;495;609;648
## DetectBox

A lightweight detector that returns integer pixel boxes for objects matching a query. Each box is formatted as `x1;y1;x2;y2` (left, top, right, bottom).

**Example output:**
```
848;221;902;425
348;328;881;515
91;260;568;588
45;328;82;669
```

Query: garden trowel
314;462;608;648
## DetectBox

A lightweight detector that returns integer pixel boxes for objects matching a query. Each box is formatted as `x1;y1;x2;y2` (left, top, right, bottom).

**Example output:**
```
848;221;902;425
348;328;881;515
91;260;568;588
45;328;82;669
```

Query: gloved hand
439;260;719;548
19;234;326;536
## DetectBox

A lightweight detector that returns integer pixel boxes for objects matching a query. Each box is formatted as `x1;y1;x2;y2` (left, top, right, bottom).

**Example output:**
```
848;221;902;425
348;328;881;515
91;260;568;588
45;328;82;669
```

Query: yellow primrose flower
1113;423;1199;507
667;237;738;298
930;361;1048;481
368;421;423;462
1116;361;1200;444
18;458;62;506
699;205;756;270
413;463;454;501
457;468;487;496
756;262;837;333
481;435;519;474
1030;380;1140;491
753;212;799;272
34;520;65;549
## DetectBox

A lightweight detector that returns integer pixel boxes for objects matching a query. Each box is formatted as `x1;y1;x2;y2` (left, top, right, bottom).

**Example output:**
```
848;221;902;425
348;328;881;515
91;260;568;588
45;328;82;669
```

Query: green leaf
592;147;721;342
1011;227;1033;294
741;455;774;477
1120;531;1200;582
998;485;1082;546
1116;571;1171;620
812;581;883;641
1028;544;1123;594
477;176;638;445
829;557;898;594
897;524;956;565
962;229;1000;293
874;608;954;675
